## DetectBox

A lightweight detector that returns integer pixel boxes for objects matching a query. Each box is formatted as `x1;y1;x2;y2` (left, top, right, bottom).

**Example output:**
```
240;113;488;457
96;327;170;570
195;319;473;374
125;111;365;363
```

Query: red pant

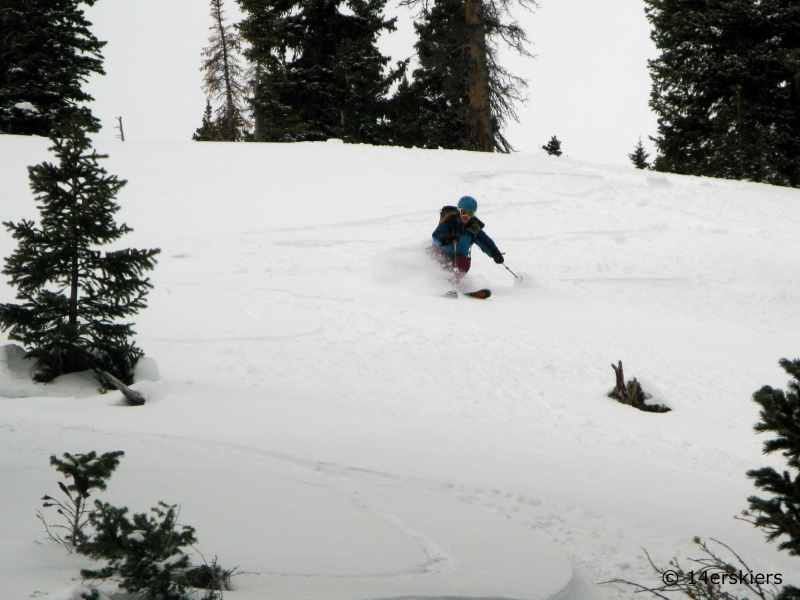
431;247;471;281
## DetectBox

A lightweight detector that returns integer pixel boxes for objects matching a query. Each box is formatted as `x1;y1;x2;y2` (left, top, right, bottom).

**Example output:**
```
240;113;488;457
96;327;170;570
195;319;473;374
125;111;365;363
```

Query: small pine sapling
38;451;124;548
185;555;236;598
542;135;562;156
629;137;651;169
193;102;220;141
79;501;199;600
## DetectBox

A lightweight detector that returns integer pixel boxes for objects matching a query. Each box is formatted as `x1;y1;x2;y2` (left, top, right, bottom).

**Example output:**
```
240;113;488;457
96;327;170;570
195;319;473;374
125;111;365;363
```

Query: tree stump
608;361;670;413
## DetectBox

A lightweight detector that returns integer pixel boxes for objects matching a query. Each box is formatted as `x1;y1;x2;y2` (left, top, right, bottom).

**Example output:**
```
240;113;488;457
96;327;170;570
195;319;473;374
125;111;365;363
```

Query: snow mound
0;343;106;399
134;356;160;382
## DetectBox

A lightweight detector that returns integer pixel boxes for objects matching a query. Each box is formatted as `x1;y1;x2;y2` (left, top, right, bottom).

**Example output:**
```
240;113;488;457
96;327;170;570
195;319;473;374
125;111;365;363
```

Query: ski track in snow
2;136;800;599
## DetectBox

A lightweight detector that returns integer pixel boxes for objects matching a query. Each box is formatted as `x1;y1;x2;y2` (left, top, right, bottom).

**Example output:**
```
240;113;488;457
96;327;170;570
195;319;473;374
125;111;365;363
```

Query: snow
128;530;146;542
13;102;38;113
1;134;800;599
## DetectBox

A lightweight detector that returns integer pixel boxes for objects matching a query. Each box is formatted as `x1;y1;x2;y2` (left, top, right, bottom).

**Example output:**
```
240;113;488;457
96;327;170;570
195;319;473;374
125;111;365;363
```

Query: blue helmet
457;196;478;213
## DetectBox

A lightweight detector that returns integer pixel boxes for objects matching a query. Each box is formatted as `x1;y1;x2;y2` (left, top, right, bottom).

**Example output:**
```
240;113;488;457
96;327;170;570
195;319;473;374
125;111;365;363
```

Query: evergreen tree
200;0;250;141
393;0;531;152
0;0;105;136
238;0;400;144
645;0;800;186
80;501;198;599
744;357;800;599
542;135;562;156
746;358;800;555
40;450;124;546
389;0;470;150
192;101;220;141
0;121;160;384
629;137;651;169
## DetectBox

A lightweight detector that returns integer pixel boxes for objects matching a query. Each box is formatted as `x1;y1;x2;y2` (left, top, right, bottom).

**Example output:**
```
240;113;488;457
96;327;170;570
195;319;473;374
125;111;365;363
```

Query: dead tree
114;116;124;141
609;361;670;413
465;0;492;151
201;0;249;141
95;369;145;406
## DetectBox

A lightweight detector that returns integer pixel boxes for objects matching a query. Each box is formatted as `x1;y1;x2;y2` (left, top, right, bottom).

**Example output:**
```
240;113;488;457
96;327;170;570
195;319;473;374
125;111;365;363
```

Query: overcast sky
83;0;659;166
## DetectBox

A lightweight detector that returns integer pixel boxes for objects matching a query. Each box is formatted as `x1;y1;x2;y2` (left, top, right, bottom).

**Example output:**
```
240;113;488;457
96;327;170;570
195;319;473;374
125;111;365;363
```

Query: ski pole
452;240;459;291
503;263;522;281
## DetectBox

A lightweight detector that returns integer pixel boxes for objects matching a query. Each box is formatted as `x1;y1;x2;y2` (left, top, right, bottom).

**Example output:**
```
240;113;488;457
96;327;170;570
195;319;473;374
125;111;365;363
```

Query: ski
444;288;491;299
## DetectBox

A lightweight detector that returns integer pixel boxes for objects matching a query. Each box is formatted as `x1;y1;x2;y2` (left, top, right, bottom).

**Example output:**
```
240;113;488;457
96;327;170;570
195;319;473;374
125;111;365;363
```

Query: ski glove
492;251;505;264
441;235;458;246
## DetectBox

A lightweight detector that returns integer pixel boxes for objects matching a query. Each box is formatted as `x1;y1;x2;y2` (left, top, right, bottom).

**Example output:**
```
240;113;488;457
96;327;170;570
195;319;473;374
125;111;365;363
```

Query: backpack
439;205;459;224
438;205;484;242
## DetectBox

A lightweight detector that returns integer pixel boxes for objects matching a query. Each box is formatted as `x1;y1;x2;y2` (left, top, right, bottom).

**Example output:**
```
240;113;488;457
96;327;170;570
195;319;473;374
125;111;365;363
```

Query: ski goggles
459;208;475;217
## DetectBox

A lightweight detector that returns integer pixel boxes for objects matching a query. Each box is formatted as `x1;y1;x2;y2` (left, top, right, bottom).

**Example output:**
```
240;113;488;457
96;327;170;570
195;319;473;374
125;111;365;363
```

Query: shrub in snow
541;136;563;157
79;501;198;600
38;451;124;547
0;121;160;385
185;557;236;597
606;537;785;599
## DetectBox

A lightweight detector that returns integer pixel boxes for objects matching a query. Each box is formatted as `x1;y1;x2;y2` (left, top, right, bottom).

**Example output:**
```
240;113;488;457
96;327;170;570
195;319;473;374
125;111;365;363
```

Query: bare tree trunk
96;369;145;405
213;0;236;141
253;63;263;142
66;248;79;373
464;0;492;152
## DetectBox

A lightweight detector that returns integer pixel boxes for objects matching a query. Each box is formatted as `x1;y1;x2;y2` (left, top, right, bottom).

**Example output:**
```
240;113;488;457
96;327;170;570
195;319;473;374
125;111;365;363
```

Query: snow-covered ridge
1;134;800;599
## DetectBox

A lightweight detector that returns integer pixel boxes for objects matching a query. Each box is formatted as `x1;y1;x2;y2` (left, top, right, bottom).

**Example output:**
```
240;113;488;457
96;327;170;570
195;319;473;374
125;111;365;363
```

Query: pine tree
394;0;531;152
629;137;651;169
40;450;124;546
237;0;295;142
80;501;198;599
0;121;160;384
200;0;250;141
0;0;105;136
743;357;800;599
238;0;400;144
542;135;562;156
645;0;800;187
192;101;221;141
389;0;470;150
746;358;800;555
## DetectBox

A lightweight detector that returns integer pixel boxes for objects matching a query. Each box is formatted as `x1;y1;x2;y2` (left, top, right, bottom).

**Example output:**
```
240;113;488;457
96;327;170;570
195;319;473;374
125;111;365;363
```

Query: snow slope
1;134;800;599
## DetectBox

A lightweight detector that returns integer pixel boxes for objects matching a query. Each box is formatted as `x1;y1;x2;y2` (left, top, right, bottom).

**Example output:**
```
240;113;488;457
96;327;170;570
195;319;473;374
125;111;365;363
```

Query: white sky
83;0;659;165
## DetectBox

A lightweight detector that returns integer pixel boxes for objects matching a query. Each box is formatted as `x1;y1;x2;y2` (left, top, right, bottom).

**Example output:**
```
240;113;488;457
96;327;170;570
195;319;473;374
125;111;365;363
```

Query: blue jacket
432;212;500;258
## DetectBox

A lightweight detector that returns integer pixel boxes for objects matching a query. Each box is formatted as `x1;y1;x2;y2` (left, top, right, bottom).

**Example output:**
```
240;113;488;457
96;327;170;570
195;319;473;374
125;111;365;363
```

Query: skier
430;196;504;285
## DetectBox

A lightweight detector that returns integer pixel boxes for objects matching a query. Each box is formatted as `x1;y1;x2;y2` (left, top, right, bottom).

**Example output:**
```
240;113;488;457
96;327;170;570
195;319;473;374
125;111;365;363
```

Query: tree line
194;0;534;151
2;0;800;182
631;0;800;187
